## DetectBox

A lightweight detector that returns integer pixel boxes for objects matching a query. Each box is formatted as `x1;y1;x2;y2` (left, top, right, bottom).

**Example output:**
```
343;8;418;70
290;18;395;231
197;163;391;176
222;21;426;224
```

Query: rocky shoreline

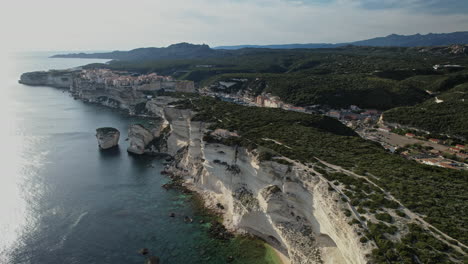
19;69;371;264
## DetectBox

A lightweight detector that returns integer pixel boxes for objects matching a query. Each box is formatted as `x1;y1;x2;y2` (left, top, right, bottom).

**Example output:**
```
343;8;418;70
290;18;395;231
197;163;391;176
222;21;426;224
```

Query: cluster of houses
204;89;309;113
324;105;381;123
204;80;468;171
251;93;382;117
404;133;467;157
77;69;195;94
448;144;468;160
411;146;467;170
400;134;467;169
254;93;307;112
205;84;382;121
416;157;467;170
80;69;173;87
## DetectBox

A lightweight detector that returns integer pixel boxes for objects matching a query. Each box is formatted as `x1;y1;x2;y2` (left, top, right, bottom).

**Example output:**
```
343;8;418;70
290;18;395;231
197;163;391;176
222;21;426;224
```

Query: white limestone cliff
127;124;156;155
158;106;373;264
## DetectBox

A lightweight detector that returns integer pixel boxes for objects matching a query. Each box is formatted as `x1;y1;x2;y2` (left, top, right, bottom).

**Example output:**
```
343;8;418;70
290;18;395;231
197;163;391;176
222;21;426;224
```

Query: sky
0;0;467;51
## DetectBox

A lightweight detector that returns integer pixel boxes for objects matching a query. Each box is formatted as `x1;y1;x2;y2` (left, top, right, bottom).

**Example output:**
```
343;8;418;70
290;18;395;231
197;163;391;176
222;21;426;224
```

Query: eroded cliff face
20;70;194;116
160;107;373;264
71;76;147;115
127;124;155;154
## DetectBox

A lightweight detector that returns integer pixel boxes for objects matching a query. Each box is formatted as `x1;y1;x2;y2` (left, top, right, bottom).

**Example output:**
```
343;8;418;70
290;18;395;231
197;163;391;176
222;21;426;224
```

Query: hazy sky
1;0;467;51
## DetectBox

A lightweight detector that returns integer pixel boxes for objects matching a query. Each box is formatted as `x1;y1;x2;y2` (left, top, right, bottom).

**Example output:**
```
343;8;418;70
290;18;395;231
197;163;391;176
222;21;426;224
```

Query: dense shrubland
385;81;468;140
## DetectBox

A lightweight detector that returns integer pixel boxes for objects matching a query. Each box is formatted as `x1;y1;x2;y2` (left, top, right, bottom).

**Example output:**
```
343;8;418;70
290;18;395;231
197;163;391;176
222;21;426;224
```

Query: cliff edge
156;106;373;264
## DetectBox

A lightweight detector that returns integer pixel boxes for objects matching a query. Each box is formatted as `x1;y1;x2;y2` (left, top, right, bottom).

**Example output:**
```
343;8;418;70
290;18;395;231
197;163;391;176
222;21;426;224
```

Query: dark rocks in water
227;255;235;263
181;188;192;194
96;127;120;150
208;221;233;240
184;216;193;223
139;248;149;255
146;256;160;264
169;212;175;217
161;180;183;191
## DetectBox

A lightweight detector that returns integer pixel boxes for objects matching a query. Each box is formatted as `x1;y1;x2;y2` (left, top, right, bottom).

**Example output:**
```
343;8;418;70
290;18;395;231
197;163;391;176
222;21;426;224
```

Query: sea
0;52;281;264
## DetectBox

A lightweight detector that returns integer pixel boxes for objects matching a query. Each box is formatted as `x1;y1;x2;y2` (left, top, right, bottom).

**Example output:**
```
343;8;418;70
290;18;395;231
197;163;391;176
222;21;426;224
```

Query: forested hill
51;43;221;61
352;31;468;47
75;44;468;139
83;45;468;110
216;32;468;49
384;79;468;140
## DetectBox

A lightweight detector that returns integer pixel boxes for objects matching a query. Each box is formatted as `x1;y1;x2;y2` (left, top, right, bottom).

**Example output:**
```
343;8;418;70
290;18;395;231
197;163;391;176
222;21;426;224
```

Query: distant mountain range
52;43;217;61
215;32;468;49
52;32;468;60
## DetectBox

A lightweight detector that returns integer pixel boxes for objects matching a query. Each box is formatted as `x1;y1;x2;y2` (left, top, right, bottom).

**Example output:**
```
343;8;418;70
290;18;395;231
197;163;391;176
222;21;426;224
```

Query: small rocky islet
96;127;120;150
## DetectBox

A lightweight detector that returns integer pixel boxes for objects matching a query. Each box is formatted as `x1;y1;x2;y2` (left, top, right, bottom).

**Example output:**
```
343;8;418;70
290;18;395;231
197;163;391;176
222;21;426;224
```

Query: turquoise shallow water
0;53;280;264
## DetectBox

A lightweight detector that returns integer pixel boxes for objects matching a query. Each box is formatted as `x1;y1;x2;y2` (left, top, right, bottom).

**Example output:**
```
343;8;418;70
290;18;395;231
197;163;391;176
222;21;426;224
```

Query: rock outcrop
157;106;372;264
96;127;120;149
127;124;155;155
126;122;169;155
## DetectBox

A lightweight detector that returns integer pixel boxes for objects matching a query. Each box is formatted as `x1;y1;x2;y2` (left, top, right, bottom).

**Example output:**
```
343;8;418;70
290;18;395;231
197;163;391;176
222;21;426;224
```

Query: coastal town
74;69;196;94
21;69;467;171
202;79;468;171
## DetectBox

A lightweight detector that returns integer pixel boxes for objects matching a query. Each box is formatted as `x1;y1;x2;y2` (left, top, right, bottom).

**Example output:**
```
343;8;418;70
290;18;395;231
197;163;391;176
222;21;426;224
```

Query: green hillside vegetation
384;79;468;140
84;45;468;138
84;46;468;110
206;72;430;109
175;97;468;263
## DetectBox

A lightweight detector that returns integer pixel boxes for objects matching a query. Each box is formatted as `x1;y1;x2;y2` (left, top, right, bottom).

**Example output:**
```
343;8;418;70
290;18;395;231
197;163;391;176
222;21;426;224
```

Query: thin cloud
354;0;468;14
0;0;466;51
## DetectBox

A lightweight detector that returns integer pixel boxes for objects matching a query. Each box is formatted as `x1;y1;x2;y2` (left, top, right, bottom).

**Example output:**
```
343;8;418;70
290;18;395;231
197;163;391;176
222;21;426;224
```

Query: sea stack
127;124;154;155
96;127;120;150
